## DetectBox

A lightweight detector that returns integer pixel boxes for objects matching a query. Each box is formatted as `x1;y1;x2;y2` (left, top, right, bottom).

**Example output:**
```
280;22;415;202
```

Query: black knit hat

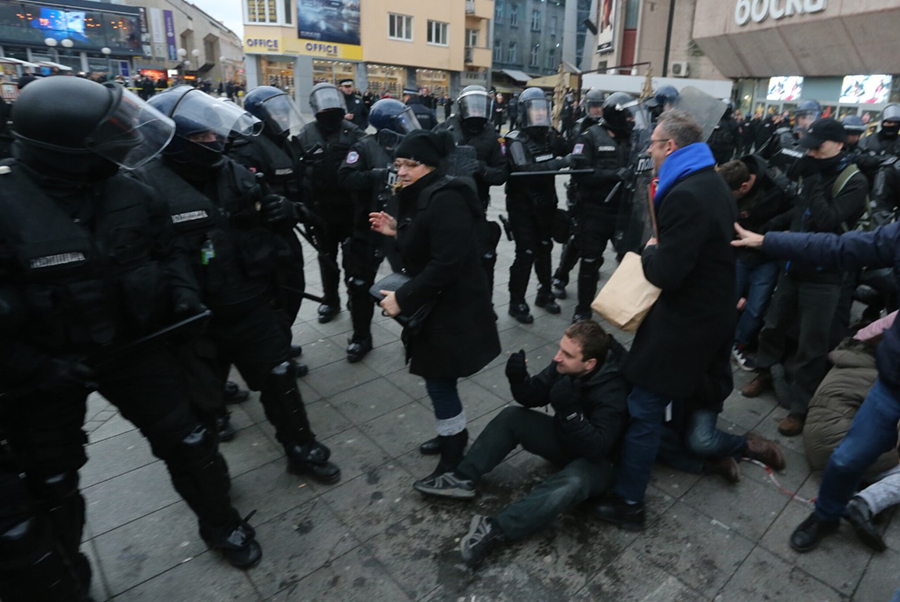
395;129;447;167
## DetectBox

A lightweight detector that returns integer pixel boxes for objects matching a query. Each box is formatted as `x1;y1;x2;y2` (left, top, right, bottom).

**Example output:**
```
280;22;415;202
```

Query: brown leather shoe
704;456;741;484
778;414;805;437
741;372;772;398
743;432;786;470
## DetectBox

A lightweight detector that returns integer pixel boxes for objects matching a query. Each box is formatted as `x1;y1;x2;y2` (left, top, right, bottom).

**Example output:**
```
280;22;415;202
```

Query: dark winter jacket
510;341;629;464
623;147;738;402
762;221;900;398
394;172;500;378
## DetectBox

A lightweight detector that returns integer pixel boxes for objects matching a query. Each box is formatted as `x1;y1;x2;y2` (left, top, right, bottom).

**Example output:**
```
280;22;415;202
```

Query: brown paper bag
591;251;661;332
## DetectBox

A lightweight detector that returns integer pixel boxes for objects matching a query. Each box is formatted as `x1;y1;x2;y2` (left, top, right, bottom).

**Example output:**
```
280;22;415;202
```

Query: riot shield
444;144;479;177
671;86;728;143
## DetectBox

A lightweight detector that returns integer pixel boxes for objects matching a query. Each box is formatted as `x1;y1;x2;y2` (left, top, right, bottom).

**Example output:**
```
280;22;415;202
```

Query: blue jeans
815;380;900;522
734;258;779;347
658;404;747;474
424;377;462;420
614;386;674;504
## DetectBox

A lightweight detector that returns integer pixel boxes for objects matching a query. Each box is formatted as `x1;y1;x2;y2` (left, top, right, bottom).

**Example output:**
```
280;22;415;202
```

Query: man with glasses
339;78;368;128
741;118;868;437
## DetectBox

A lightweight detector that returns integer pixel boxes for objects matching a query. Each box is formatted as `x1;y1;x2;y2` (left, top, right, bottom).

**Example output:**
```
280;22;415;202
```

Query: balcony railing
465;47;473;63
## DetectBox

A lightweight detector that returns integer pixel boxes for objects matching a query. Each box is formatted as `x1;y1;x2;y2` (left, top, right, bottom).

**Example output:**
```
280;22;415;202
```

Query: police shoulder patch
573;143;584;154
346;151;359;164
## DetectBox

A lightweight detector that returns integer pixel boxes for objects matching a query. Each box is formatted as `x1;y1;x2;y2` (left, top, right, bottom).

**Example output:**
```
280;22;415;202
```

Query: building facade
490;0;567;90
0;0;242;85
243;0;491;112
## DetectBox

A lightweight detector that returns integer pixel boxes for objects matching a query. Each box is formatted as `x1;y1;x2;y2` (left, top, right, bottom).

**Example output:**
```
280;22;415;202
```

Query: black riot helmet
583;88;604;117
794;99;821;134
310;82;347;131
149;85;262;170
243;85;306;138
519;87;551;130
457;85;491;131
602;92;636;137
841;115;866;135
367;98;421;134
12;76;175;178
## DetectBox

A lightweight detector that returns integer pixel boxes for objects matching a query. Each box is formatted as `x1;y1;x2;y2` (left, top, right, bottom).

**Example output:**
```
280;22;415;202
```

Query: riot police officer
434;85;508;297
841;114;882;185
567;92;635;323
759;100;821;175
708;100;741;165
337;99;421;362
294;83;365;323
403;87;438;130
860;104;900;157
644;85;679;126
230;85;313;367
552;88;607;299
339;78;369;129
505;87;578;324
0;77;261;577
139;86;341;484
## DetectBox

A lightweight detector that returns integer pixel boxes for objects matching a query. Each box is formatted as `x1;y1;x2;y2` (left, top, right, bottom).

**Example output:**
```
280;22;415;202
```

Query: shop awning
35;61;73;71
500;69;533;83
0;57;40;68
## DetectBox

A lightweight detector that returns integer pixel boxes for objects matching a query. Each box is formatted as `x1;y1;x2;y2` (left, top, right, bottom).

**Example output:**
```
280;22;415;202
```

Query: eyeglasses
393;159;422;170
649;138;670;147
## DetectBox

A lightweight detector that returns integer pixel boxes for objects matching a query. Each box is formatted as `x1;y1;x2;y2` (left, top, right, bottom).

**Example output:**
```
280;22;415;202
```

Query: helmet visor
394;106;422;135
458;92;490;120
259;93;306;137
172;88;263;140
523;98;551;128
84;86;175;170
311;87;347;113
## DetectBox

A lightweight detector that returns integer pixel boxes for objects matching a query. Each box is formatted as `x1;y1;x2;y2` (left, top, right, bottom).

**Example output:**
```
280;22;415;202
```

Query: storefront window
312;60;355;87
261;56;294;97
366;63;406;97
415;68;449;97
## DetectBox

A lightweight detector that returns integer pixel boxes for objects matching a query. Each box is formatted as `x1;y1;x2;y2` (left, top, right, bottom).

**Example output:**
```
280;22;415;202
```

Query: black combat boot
286;440;340;484
199;513;263;569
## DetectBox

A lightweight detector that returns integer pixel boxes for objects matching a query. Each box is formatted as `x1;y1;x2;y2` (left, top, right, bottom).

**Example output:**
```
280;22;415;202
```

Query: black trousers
315;214;354;307
0;346;241;577
755;272;843;416
572;210;617;313
342;234;382;342
507;199;555;306
456;407;615;540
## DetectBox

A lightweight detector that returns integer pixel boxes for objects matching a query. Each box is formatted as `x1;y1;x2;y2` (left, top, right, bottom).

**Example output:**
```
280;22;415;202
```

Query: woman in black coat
370;129;501;486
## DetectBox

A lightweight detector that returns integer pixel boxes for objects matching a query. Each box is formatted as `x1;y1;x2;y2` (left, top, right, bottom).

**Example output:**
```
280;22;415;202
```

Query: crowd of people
0;69;898;602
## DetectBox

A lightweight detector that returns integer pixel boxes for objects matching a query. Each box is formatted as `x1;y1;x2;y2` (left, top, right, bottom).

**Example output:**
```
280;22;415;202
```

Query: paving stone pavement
79;180;900;602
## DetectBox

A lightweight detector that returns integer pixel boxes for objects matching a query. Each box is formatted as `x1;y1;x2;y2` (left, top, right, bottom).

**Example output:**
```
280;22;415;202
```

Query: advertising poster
596;0;617;54
150;7;165;59
164;10;177;61
298;0;361;46
766;76;803;101
840;75;892;104
138;7;151;57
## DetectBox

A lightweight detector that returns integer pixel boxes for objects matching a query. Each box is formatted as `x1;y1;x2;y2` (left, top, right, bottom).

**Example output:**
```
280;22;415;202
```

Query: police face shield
671;86;727;143
310;86;347;114
171;88;263;142
458;91;491;121
522;98;552;129
84;85;175;170
394;106;422;135
257;93;306;137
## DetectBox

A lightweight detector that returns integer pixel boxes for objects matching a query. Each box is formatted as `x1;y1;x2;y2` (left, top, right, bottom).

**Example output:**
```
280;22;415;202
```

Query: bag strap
832;164;871;232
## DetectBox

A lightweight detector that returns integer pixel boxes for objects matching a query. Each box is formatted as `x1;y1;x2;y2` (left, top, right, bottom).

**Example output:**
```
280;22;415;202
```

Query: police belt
509;168;594;177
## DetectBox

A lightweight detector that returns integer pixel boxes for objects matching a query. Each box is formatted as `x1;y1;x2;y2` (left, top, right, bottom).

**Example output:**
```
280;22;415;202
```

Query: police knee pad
32;471;80;505
175;425;218;467
267;361;297;389
345;276;369;296
0;516;48;563
539;239;553;251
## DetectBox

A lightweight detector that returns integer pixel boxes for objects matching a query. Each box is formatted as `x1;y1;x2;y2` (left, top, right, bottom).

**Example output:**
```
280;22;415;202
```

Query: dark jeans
815;380;900;522
456;407;615;540
734;257;779;347
755;272;843;416
424;378;464;435
614;385;674;504
658;404;747;474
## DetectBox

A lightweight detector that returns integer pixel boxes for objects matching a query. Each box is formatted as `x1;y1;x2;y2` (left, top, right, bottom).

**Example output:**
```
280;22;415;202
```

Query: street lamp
60;39;73;49
101;46;111;76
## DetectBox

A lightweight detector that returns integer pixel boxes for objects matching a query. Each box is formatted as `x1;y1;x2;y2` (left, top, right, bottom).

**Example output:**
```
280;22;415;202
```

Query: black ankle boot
420;430;469;483
286;441;341;484
199;513;263;569
419;437;441;455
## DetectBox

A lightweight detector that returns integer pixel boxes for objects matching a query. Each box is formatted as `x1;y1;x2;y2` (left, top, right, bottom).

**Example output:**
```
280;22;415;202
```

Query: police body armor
437;114;508;209
294;120;360;212
0;160;179;352
135;158;277;309
860;132;900;158
570;124;623;215
229;134;298;199
505;128;566;207
565;115;599;148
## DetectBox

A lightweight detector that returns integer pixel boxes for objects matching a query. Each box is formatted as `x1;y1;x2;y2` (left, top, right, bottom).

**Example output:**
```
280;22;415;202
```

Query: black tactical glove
549;375;583;420
259;194;295;225
174;295;209;319
615;167;632;182
370;168;389;185
505;349;528;384
565;153;589;169
767;167;799;199
37;356;98;394
295;202;327;232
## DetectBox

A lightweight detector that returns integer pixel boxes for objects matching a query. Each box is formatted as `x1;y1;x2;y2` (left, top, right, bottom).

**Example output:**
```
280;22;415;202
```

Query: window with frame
466;28;478;48
507;41;517;64
388;13;413;41
550;15;557;35
284;0;292;24
246;0;276;23
531;9;540;31
529;44;539;67
510;4;518;26
427;20;448;46
495;0;503;22
493;39;502;61
546;48;556;70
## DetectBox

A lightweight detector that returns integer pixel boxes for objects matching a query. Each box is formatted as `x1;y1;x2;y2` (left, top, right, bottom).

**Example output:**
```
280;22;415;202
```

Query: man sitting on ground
413;320;629;568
